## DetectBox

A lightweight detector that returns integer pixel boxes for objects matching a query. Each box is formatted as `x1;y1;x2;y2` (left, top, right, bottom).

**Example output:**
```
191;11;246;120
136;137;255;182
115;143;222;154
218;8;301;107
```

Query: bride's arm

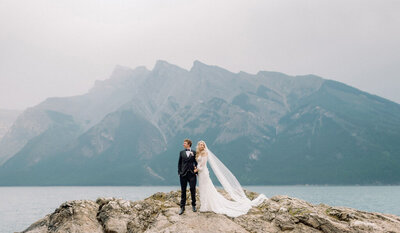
197;154;208;171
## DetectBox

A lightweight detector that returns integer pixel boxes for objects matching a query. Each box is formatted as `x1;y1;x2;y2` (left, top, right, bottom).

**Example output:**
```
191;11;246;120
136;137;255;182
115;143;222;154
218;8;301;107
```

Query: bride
194;140;268;217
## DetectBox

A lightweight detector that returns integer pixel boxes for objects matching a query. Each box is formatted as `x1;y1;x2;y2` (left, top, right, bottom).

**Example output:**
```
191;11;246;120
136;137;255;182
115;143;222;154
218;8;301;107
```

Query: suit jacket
178;149;198;176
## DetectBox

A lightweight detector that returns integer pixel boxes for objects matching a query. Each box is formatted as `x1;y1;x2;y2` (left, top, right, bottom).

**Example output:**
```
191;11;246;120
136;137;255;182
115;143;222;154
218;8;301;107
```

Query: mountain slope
0;65;149;165
0;109;22;140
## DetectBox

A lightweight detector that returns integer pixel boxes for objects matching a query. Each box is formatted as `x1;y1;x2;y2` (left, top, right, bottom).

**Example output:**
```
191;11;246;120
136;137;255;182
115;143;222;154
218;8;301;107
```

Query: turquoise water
1;185;399;233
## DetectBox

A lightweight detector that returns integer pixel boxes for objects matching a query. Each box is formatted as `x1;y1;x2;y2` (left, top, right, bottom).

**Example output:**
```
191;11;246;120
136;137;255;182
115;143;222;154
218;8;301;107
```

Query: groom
177;139;198;215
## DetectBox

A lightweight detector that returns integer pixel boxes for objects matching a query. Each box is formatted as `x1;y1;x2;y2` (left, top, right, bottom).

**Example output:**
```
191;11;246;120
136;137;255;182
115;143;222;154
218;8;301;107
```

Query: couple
178;139;268;217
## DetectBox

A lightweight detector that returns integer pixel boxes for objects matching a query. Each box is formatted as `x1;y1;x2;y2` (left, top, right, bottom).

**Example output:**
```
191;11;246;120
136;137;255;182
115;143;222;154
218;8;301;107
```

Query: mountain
0;109;22;140
0;65;148;165
0;60;399;185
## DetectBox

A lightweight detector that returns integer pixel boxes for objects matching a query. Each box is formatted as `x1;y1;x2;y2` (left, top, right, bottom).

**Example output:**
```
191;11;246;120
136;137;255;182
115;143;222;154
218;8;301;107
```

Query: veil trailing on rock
205;147;268;206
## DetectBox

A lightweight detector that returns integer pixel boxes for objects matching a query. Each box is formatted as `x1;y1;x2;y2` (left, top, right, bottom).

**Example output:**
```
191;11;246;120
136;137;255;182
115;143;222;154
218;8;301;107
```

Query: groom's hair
184;139;192;146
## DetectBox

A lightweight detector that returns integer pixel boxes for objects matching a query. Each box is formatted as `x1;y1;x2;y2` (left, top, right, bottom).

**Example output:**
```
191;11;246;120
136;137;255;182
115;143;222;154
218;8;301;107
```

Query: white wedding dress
196;146;268;217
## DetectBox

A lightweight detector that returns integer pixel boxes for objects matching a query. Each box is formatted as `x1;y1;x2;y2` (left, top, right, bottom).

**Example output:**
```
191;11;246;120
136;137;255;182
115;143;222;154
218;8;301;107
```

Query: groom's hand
194;167;198;173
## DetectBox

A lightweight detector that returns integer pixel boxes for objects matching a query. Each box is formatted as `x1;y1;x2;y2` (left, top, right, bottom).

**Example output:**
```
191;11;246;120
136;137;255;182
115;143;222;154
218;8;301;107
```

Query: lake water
1;185;399;233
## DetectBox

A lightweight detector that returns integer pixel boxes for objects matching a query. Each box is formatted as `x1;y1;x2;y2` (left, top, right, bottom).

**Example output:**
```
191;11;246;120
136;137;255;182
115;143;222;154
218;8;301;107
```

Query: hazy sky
0;0;399;110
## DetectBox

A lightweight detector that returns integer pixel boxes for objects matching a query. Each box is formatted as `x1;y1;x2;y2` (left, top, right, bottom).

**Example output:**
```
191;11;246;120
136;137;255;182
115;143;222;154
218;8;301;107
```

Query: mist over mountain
0;60;399;185
0;109;22;140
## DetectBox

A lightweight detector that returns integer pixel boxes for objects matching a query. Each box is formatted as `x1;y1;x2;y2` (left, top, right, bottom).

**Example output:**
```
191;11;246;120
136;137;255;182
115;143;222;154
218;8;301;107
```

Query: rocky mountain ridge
1;60;399;185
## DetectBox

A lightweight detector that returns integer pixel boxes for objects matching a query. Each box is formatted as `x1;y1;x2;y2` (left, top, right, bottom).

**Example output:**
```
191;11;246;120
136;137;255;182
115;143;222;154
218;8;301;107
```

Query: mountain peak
193;59;207;67
152;60;188;74
107;64;149;81
190;60;235;76
154;59;170;68
190;60;211;71
88;64;149;93
153;60;181;70
109;65;134;79
257;70;290;78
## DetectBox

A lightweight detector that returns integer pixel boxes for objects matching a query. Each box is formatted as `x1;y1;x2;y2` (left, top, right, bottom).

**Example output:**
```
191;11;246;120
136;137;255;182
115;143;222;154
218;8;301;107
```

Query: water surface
1;185;399;233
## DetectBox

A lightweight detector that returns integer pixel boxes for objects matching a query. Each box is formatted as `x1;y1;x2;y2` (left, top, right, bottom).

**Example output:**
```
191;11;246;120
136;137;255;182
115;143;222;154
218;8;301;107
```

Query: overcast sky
0;0;399;110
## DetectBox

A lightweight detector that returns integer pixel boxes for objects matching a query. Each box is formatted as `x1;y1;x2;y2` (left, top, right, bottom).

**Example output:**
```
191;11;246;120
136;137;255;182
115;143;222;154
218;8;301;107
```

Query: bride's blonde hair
196;140;207;160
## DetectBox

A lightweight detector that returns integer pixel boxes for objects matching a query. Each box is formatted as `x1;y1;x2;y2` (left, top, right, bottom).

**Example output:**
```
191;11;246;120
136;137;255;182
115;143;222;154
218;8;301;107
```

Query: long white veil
205;146;268;206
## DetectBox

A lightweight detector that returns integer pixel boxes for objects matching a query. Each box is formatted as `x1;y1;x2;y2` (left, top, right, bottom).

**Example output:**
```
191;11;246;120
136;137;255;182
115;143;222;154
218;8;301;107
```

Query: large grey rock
21;200;103;233
20;189;400;233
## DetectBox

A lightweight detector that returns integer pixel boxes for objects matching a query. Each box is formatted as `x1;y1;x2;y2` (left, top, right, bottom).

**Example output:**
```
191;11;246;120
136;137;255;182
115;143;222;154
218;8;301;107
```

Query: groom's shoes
192;206;197;212
178;207;185;215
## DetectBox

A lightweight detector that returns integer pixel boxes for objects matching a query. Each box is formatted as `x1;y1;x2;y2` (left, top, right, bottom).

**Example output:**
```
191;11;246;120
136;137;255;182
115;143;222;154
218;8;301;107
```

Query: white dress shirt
185;148;192;157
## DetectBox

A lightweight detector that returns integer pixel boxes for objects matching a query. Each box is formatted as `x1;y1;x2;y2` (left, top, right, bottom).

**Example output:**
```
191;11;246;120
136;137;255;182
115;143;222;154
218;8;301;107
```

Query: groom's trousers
179;172;196;208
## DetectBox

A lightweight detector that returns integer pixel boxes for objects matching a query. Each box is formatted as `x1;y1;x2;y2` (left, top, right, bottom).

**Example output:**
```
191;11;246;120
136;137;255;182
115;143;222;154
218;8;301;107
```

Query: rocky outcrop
20;189;400;233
